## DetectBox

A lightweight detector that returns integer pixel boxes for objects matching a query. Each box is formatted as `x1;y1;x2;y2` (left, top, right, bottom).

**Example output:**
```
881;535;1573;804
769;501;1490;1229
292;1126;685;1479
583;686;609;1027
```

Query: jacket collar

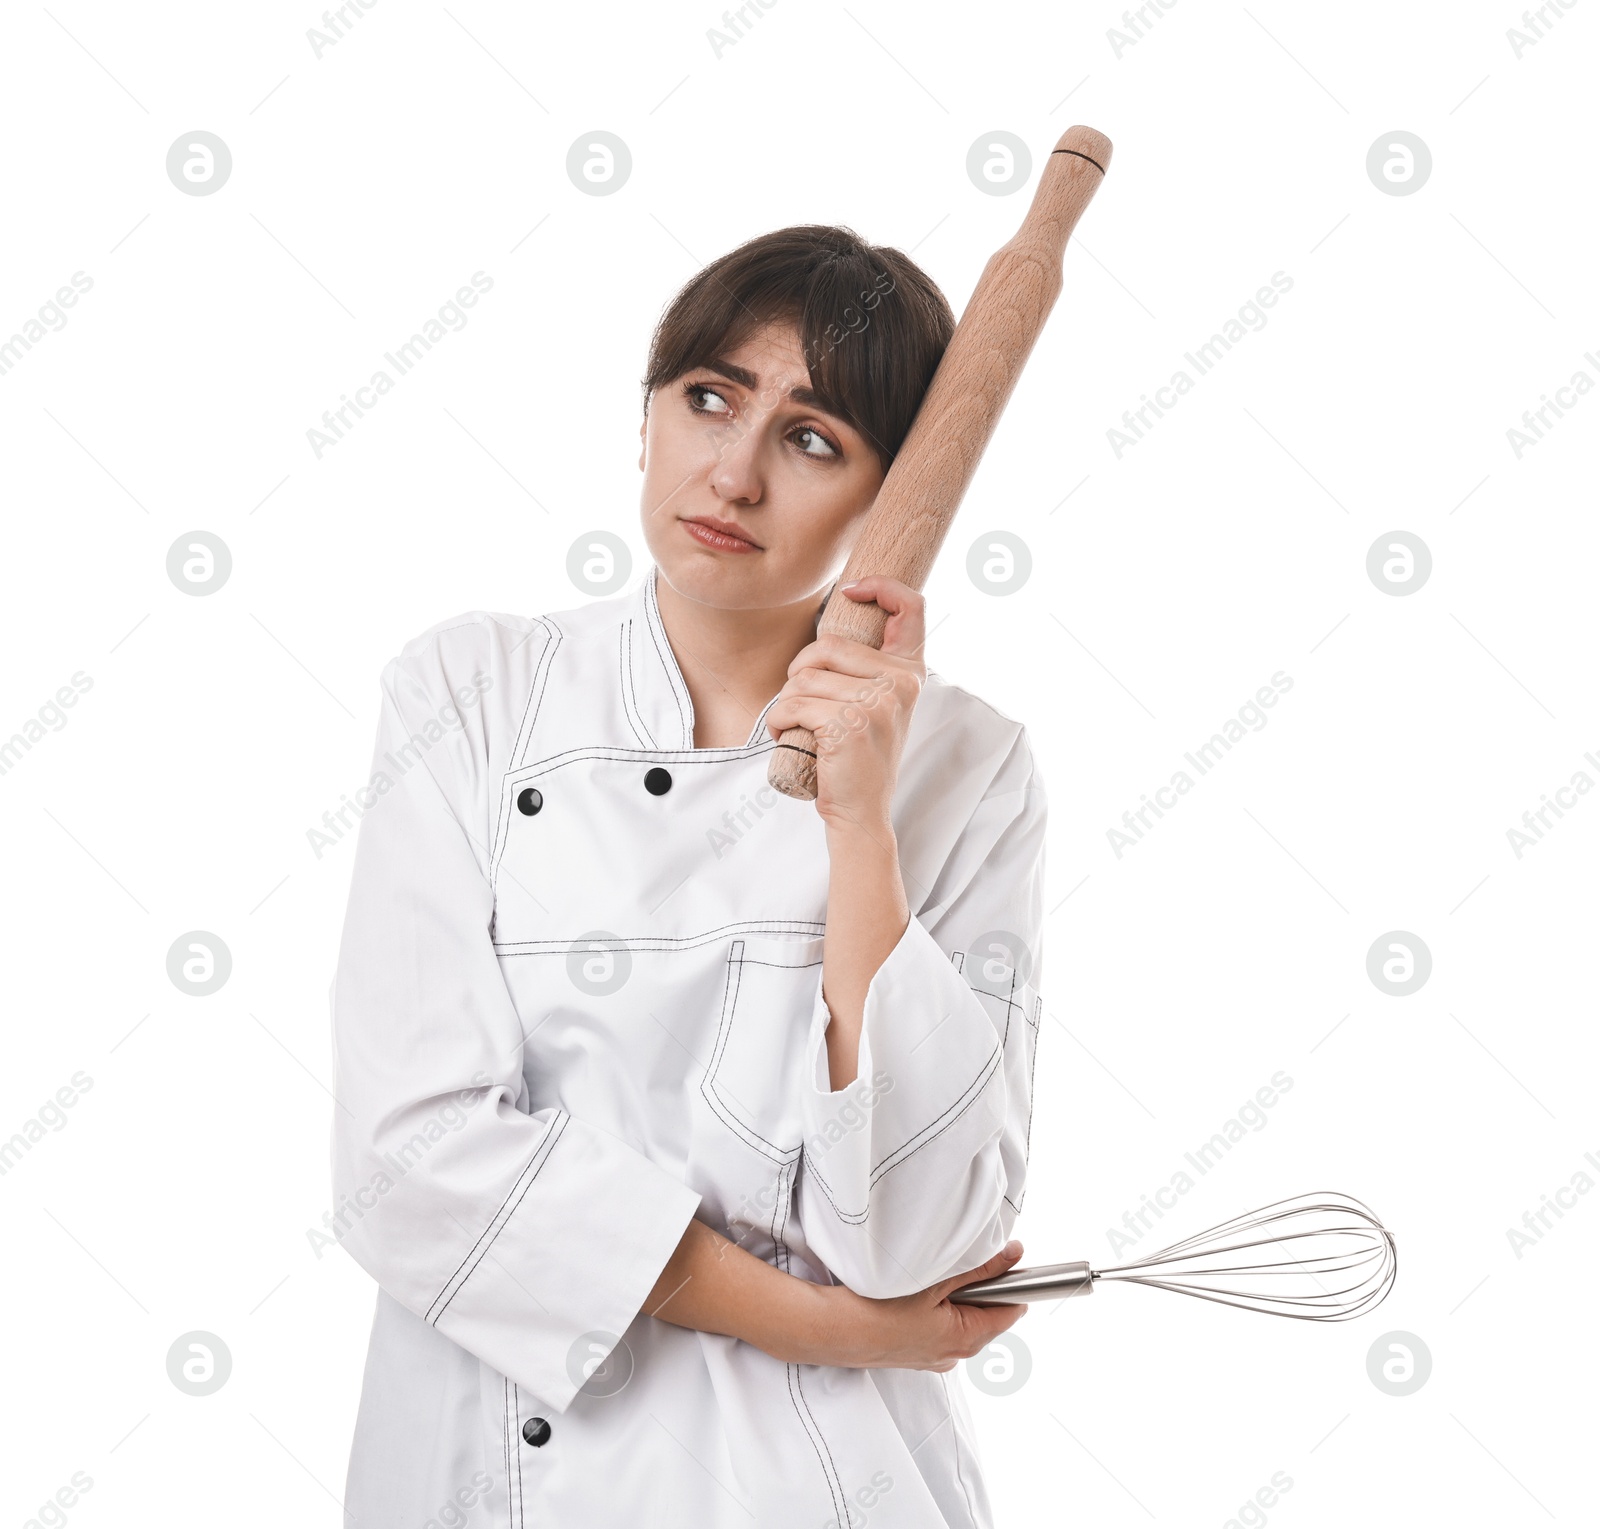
621;564;785;752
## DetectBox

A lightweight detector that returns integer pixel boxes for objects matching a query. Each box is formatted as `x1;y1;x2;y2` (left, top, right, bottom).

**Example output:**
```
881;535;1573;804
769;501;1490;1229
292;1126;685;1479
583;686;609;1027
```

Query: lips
681;516;761;553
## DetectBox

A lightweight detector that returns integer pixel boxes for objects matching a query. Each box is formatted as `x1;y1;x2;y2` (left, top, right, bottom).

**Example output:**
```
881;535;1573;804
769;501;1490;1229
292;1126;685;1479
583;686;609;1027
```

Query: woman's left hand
765;576;927;832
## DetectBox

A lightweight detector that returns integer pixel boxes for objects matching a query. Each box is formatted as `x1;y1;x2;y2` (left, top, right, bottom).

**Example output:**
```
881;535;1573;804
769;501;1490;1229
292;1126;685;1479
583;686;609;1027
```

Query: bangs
642;225;953;471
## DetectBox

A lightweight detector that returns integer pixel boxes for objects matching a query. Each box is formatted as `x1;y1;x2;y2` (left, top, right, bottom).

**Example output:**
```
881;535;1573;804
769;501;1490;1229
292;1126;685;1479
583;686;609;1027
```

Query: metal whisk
950;1191;1396;1322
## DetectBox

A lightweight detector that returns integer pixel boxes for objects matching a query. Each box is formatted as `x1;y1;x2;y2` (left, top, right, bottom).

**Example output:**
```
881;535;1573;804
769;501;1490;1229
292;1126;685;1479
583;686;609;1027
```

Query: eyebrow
702;358;836;418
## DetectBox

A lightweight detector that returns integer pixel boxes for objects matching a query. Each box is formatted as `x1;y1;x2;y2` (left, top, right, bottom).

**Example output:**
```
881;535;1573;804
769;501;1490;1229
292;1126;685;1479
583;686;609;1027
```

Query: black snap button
517;787;543;816
522;1416;551;1447
644;767;672;796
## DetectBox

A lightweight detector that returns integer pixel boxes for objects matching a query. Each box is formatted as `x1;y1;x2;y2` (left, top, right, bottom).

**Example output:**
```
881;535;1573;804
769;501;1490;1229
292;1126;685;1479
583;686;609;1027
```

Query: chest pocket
701;934;824;1164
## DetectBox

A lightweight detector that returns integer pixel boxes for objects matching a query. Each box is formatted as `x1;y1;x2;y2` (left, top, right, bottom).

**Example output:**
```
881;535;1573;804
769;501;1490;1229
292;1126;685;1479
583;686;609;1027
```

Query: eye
683;381;731;416
792;426;839;459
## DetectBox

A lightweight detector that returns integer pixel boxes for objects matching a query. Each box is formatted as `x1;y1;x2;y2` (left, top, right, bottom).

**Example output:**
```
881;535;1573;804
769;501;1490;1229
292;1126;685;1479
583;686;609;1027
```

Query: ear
638;415;647;472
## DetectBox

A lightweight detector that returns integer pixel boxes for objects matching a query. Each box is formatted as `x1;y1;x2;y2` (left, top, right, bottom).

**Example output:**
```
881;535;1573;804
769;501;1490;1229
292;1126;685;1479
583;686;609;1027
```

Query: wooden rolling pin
768;124;1112;800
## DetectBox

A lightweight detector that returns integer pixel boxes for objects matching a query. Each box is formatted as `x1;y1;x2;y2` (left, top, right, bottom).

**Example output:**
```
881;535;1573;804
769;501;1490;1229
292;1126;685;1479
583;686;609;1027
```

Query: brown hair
641;225;954;472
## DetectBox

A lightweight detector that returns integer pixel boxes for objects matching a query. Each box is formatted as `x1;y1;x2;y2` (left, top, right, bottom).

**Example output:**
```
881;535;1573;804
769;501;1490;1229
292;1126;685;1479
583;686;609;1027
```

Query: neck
652;568;830;748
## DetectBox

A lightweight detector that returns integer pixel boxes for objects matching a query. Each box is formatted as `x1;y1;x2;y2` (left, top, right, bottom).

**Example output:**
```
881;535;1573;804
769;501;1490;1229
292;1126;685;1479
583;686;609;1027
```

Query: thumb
936;1239;1024;1300
838;575;926;662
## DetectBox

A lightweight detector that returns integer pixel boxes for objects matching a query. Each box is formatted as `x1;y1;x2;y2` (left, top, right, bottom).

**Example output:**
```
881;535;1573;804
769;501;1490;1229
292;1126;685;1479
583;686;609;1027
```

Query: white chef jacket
328;565;1046;1529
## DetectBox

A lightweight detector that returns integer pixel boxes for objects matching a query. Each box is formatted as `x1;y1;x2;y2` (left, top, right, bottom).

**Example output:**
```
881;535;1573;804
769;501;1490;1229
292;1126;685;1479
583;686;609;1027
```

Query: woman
330;224;1048;1528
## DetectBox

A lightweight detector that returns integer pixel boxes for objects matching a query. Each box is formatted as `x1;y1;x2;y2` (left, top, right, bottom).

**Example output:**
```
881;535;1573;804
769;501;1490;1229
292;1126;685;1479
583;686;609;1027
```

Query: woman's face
639;320;887;612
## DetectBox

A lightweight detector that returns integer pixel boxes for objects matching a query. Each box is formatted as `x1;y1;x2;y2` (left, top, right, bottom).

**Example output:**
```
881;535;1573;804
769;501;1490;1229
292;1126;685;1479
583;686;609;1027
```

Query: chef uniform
329;564;1046;1529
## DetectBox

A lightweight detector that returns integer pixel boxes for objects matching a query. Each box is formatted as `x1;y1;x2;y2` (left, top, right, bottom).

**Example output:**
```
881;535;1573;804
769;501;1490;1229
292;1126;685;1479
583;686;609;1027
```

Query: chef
329;225;1048;1529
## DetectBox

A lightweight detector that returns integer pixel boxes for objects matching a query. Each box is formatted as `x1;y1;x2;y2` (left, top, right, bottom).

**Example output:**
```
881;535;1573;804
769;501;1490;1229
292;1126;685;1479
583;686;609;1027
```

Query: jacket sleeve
794;729;1046;1299
328;635;702;1413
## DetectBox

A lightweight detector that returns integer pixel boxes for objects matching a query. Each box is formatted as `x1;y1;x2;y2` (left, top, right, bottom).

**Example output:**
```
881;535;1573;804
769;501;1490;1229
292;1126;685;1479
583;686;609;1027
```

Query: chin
657;552;774;610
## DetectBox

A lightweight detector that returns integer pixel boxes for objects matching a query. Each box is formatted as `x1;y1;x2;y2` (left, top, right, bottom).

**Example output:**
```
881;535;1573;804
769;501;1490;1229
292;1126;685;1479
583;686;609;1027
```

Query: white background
2;0;1596;1524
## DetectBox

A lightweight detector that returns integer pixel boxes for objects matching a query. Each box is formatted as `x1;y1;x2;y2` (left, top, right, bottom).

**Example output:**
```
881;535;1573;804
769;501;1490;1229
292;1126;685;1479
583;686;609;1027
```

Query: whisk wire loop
1091;1191;1397;1322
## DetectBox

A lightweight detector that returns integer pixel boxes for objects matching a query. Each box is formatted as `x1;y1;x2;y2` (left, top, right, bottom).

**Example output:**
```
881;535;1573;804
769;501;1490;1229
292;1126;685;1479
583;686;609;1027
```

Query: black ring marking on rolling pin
1051;148;1106;175
774;743;818;760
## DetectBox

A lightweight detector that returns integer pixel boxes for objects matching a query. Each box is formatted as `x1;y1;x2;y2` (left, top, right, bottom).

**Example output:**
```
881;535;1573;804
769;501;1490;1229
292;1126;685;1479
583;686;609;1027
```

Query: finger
779;667;894;707
838;576;926;662
933;1239;1024;1301
765;695;864;742
967;1301;1030;1339
787;635;915;684
766;672;904;734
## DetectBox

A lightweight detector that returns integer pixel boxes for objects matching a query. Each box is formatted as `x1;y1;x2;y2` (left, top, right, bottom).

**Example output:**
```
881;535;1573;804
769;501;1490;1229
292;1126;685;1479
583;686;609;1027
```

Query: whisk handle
948;1260;1095;1306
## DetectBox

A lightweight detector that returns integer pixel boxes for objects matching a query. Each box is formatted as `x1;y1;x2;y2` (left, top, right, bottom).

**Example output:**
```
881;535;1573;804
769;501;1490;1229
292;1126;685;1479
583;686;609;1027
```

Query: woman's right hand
820;1241;1031;1372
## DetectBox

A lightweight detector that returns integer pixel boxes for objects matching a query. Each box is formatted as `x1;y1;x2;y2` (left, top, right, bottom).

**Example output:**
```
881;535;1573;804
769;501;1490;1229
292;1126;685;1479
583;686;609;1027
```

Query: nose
705;414;766;505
